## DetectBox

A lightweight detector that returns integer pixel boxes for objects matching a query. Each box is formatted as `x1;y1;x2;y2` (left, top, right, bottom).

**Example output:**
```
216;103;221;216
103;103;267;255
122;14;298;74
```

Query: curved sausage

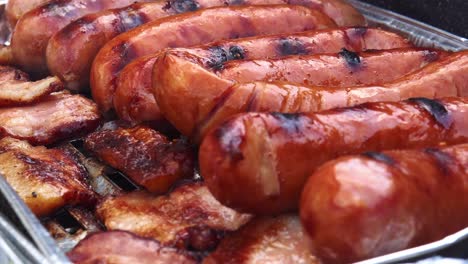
199;97;468;214
48;0;364;92
5;0;50;27
155;48;446;140
90;5;337;113
10;0;149;77
170;50;467;141
300;143;468;263
115;27;410;123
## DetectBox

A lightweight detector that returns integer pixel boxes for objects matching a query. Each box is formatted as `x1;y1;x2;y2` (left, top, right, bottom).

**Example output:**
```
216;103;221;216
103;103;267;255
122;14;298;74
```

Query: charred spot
118;8;150;32
215;120;245;161
350;27;368;37
422;50;441;63
339;48;361;68
271;112;302;134
277;38;307;56
408;98;452;129
185;226;225;251
56;16;97;39
31;192;38;198
362;151;395;166
225;0;245;5
425;148;454;176
164;0;200;14
207;46;245;70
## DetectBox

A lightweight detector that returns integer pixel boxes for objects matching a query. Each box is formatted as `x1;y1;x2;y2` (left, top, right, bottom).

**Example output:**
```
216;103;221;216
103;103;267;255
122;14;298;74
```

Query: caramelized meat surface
68;231;197;264
0;92;100;145
0;65;63;106
96;182;252;250
0;76;63;106
0;137;96;216
85;124;194;193
204;214;320;264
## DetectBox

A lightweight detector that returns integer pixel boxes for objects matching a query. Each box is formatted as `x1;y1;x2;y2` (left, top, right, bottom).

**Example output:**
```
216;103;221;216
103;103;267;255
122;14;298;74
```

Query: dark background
359;0;468;38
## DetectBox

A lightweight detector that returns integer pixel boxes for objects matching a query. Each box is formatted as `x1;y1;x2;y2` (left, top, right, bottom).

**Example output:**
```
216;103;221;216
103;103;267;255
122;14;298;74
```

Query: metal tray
0;0;467;263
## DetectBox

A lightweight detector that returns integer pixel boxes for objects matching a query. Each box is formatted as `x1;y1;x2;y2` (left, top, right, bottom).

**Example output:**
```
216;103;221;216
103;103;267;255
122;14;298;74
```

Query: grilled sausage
155;48;445;140
115;27;410;123
48;0;364;92
160;50;468;141
5;0;49;27
90;5;337;113
10;0;149;77
199;97;468;214
300;143;468;263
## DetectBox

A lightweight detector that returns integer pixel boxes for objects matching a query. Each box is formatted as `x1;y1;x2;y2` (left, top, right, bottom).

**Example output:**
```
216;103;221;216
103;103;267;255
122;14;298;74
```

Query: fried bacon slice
96;182;252;250
85;124;194;193
0;76;63;106
67;231;197;264
204;214;320;264
0;92;101;145
0;65;64;106
0;137;96;216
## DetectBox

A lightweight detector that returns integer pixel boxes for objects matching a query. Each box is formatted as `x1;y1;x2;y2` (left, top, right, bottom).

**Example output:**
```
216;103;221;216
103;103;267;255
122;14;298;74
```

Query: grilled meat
68;231;197;264
301;143;468;263
96;182;252;250
204;214;320;264
0;92;101;145
0;137;96;216
6;0;50;27
85;124;194;193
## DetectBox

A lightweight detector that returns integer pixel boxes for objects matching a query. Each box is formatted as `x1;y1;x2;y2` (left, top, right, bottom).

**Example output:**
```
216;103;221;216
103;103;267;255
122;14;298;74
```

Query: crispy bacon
0;92;101;145
0;137;96;216
0;65;64;106
67;231;197;264
0;76;63;106
96;182;252;250
204;214;320;264
85;124;194;193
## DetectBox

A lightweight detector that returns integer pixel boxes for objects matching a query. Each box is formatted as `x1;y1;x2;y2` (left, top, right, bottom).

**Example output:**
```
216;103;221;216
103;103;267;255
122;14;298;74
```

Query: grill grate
45;139;145;251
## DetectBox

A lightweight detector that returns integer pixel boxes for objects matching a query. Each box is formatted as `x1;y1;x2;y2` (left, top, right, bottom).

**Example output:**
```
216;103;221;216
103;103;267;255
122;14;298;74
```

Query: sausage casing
90;5;336;113
5;0;49;27
300;143;468;263
199;97;468;214
47;0;363;91
115;27;410;123
155;48;445;140
11;0;147;76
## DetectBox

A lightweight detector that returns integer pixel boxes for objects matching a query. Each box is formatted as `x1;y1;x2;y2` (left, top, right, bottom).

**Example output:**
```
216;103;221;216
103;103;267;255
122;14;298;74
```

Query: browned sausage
10;0;150;77
5;0;50;27
115;27;410;124
300;143;468;263
199;97;468;214
155;48;446;140
90;5;337;113
47;0;364;92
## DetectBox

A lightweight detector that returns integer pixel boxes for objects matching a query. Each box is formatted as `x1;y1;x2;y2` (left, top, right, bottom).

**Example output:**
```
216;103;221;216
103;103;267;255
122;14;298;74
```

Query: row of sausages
5;0;468;263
